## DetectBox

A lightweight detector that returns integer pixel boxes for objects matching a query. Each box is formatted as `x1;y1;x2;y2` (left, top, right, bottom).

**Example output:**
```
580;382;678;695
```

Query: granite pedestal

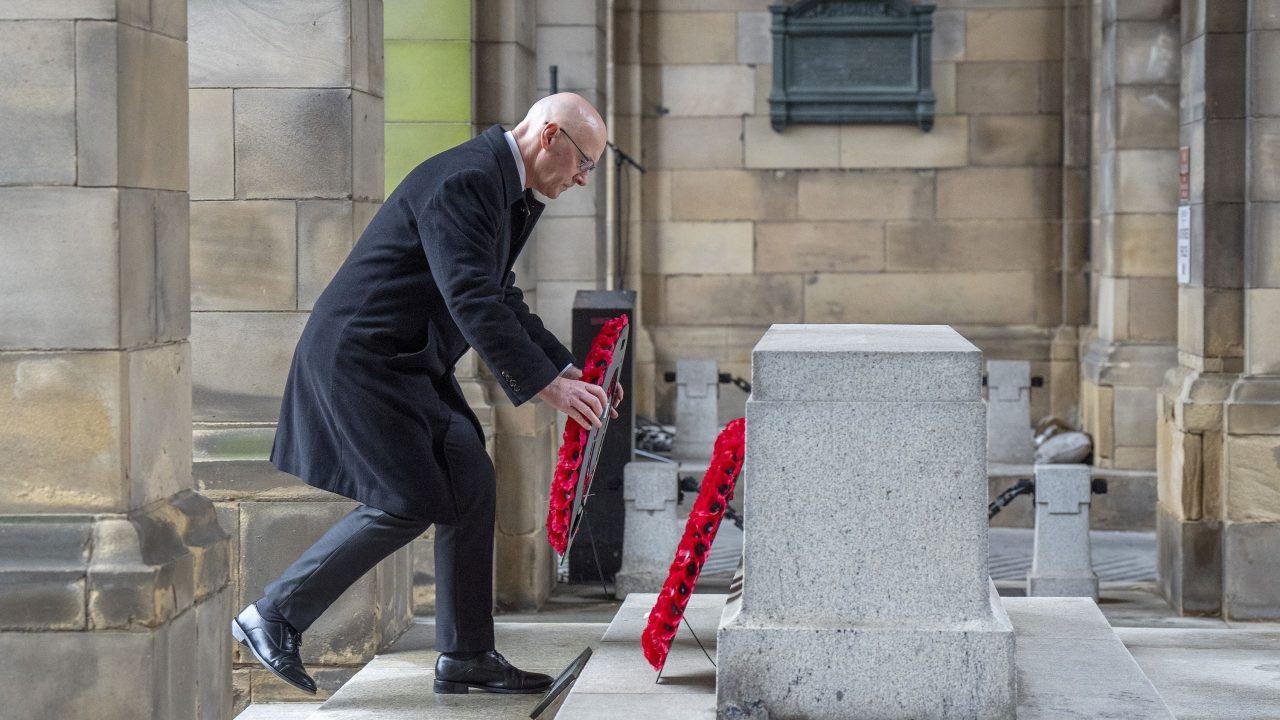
717;324;1016;720
987;360;1034;464
1028;464;1099;599
615;461;680;599
674;359;719;463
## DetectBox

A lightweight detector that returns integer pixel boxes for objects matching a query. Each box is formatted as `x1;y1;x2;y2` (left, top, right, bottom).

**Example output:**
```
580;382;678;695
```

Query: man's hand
538;375;609;429
539;366;624;428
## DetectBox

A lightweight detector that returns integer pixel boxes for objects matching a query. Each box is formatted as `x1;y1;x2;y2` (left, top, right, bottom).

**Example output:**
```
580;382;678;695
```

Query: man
231;93;619;696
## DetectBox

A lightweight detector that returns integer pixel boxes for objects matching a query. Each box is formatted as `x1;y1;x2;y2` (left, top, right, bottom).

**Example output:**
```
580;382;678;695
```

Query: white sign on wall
1177;205;1191;284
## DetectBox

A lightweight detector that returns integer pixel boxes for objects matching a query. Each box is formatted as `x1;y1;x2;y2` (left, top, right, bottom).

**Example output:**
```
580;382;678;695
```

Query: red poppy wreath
545;313;629;555
641;416;746;671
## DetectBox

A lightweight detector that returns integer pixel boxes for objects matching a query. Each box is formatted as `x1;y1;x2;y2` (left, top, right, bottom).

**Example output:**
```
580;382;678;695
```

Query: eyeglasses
557;126;597;174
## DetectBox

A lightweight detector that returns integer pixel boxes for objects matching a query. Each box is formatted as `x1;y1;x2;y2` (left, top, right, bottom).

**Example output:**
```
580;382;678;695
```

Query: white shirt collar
503;130;526;189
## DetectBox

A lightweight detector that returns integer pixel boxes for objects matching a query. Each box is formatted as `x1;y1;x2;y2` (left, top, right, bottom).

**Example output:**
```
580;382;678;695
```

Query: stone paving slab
306;620;606;720
570;639;716;696
556;690;715;719
1116;627;1280;720
602;592;725;642
558;595;1177;720
235;702;322;720
1003;597;1174;719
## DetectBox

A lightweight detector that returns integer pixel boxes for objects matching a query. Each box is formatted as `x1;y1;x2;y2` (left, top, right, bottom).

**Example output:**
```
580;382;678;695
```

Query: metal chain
988;478;1034;519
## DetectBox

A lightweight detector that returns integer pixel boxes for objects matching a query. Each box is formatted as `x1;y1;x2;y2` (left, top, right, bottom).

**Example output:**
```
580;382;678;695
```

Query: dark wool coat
270;125;574;524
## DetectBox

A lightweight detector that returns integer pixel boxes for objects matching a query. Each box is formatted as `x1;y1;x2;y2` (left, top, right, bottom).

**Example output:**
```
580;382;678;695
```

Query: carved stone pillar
1082;0;1181;470
0;3;232;717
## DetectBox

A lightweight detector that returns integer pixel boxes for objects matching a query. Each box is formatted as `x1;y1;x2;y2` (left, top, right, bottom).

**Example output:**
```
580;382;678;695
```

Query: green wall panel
385;0;471;41
385;40;472;122
385;123;473;195
384;0;474;196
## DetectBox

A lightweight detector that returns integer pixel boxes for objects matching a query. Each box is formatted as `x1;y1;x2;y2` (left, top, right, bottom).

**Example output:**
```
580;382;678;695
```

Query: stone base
1156;505;1222;615
1224;520;1280;620
716;585;1015;720
0;491;232;720
1028;573;1099;599
614;570;667;599
0;587;233;720
552;593;1175;720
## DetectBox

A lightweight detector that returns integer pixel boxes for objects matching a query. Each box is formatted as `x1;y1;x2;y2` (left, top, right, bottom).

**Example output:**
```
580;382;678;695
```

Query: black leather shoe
433;650;554;694
231;604;317;695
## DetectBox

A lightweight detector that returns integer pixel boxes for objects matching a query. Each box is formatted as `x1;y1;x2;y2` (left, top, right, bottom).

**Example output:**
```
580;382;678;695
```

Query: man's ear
540;122;558;150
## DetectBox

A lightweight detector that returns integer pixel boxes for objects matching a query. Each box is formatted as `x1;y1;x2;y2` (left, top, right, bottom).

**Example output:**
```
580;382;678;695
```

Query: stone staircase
297;620;606;719
288;590;1178;720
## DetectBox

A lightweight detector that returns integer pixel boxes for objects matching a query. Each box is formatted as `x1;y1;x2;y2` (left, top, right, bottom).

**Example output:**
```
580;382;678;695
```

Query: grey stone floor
236;527;1280;720
989;526;1157;583
235;702;323;719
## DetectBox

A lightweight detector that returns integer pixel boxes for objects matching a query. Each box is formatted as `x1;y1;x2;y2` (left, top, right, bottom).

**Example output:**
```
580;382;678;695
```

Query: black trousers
260;411;497;654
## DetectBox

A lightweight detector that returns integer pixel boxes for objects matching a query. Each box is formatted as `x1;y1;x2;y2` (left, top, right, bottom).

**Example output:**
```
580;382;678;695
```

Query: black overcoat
270;125;574;524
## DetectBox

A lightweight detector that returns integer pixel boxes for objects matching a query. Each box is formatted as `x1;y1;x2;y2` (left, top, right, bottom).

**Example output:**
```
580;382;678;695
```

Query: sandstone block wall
624;0;1079;427
186;1;407;708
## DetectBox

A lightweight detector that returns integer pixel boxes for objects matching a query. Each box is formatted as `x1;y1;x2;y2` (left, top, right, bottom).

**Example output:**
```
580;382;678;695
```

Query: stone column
1215;1;1280;620
0;3;232;718
718;325;1015;720
1052;0;1093;426
1082;0;1181;470
186;0;407;705
534;0;609;339
1155;0;1247;616
610;0;657;421
467;0;562;610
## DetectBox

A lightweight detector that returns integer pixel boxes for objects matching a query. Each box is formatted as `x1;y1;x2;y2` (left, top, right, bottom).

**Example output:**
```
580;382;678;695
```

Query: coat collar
481;124;529;208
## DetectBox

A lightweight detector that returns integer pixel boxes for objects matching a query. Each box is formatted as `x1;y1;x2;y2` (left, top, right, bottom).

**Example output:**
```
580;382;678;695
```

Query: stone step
554;593;1177;720
235;702;322;720
303;619;607;720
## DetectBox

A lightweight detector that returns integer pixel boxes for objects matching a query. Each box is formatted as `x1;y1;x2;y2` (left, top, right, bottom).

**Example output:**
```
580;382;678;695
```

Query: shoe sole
434;679;551;695
231;618;318;696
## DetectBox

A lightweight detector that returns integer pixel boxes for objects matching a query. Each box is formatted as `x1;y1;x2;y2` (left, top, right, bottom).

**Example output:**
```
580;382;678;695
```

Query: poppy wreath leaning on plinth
545;313;630;555
642;417;746;671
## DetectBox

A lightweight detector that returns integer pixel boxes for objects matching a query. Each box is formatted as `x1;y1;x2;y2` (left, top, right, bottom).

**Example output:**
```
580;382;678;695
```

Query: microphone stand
607;141;645;291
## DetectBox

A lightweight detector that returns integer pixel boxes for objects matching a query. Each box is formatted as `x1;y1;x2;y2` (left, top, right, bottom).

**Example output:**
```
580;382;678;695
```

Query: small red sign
1179;146;1190;202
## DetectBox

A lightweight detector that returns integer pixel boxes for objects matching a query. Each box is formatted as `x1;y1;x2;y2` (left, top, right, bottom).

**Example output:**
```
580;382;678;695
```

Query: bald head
510;93;607;199
520;93;606;145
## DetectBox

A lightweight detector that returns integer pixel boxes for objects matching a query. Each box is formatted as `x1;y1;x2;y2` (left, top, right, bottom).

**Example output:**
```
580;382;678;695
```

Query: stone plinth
0;3;232;718
987;360;1034;464
615;462;680;599
674;359;719;463
1028;464;1099;600
717;324;1015;720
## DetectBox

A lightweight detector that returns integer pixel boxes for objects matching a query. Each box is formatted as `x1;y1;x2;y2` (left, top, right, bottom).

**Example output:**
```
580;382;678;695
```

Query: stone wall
186;0;411;708
627;0;1079;427
0;3;232;718
1155;0;1245;616
453;0;614;610
1156;0;1280;621
1079;0;1181;471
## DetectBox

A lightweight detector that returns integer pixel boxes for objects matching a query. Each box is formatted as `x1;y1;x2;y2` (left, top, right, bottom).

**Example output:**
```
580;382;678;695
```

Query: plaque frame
769;0;936;132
